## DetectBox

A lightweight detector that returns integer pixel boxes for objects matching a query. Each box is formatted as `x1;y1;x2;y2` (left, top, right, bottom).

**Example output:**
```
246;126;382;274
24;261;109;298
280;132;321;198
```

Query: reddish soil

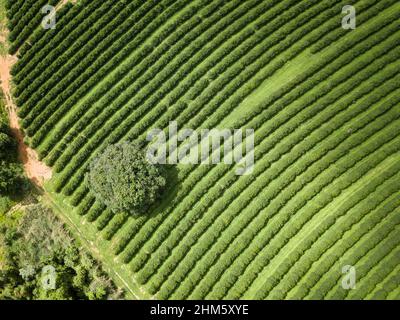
0;0;77;186
0;54;52;187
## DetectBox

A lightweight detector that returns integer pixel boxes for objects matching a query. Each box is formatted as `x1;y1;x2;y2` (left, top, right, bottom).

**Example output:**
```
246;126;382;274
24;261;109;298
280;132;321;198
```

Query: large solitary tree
85;141;167;214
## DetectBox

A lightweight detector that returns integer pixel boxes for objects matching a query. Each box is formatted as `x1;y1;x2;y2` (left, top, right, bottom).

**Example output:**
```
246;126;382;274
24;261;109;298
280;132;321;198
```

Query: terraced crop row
122;9;400;290
105;0;356;264
51;0;319;185
8;0;400;299
163;49;400;300
54;0;356;219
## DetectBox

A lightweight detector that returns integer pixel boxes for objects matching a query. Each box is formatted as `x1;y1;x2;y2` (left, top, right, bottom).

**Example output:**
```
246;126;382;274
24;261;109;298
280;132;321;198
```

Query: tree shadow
132;164;181;219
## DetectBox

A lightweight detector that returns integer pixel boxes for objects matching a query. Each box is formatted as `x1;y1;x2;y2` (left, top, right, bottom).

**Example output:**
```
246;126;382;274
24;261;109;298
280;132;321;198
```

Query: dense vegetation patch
0;89;25;213
0;204;123;299
0;87;121;300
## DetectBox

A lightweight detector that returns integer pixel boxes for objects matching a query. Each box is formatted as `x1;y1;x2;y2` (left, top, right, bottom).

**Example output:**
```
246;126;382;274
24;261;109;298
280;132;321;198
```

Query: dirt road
0;46;52;187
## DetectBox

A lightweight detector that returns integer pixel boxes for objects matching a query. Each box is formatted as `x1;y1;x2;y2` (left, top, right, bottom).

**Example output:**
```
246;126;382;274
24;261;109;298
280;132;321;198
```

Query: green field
4;0;400;299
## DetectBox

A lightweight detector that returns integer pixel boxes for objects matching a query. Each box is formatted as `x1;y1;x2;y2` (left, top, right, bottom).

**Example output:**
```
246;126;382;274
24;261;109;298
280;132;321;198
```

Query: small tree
0;132;15;159
85;142;167;214
0;108;24;196
0;160;24;194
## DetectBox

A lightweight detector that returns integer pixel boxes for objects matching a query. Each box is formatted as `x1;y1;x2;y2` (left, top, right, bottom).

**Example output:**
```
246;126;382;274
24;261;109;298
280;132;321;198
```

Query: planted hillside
4;0;400;300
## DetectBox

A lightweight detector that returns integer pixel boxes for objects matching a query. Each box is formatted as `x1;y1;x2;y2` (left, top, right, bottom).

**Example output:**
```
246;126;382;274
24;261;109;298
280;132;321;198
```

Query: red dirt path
0;54;52;187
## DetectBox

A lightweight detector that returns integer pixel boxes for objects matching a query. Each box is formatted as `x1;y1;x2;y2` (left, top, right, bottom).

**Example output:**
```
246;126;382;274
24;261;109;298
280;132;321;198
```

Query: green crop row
69;184;90;207
119;11;396;276
311;0;398;54
53;0;331;200
309;204;400;299
12;0;92;72
32;0;220;152
75;193;95;217
11;0;103;79
21;0;148;135
246;136;400;300
6;1;27;20
125;0;363;217
32;0;219;156
263;165;400;299
17;3;74;58
111;219;146;256
85;200;106;223
15;0;119;105
7;0;36;33
101;213;128;241
129;18;400;286
48;0;276;190
165;70;400;299
327;223;400;299
7;0;399;300
29;0;176;152
108;0;356;262
181;0;342;131
367;259;400;299
288;190;400;299
157;61;400;299
347;245;400;299
240;14;400;132
235;117;395;300
8;0;59;54
166;38;400;298
17;0;170;114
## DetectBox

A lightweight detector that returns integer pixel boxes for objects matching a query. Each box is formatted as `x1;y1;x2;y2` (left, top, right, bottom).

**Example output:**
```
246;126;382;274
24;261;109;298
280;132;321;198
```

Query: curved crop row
124;19;400;284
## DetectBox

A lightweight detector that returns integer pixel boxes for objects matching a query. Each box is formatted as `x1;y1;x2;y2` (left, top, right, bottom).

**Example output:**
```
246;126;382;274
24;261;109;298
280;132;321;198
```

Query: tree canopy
0;204;122;300
86;142;167;214
0;100;24;197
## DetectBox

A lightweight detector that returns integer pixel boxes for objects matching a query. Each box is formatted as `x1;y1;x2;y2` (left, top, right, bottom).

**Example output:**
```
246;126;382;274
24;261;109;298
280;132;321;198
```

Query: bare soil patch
0;54;52;187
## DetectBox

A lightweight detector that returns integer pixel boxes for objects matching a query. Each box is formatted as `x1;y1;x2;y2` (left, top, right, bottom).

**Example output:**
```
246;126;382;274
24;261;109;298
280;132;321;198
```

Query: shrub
0;196;14;214
0;160;24;194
